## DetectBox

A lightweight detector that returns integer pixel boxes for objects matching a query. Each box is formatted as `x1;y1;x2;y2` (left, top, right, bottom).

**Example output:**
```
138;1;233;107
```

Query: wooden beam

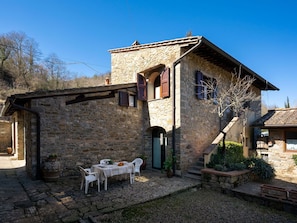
66;91;115;105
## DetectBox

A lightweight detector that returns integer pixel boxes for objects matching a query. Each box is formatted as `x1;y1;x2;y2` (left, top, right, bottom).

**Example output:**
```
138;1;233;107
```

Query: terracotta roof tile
252;108;297;127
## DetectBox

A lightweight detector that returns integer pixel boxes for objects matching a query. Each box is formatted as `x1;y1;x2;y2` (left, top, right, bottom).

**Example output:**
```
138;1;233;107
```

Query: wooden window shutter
119;91;129;106
161;67;170;98
137;73;147;101
195;71;204;99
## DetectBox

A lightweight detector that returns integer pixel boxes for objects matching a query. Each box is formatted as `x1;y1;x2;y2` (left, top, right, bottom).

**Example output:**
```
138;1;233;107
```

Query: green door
152;128;165;169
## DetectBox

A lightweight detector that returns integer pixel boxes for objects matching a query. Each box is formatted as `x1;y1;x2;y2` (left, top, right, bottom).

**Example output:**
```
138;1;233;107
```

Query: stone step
189;165;203;171
195;160;204;167
188;168;202;175
184;173;202;181
198;157;204;162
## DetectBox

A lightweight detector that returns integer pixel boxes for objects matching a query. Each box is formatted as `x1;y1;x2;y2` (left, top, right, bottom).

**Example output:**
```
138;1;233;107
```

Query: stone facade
110;40;262;173
259;129;297;183
2;36;275;179
13;85;144;179
0;120;11;153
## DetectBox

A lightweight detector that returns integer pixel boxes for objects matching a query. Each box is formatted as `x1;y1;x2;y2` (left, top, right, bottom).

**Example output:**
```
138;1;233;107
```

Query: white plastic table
92;161;134;190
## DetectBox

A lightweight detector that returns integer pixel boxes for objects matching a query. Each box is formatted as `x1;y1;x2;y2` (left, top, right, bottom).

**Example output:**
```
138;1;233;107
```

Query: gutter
171;39;203;175
9;99;41;180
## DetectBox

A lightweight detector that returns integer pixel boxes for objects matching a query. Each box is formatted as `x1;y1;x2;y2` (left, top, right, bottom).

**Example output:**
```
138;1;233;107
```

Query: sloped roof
109;36;278;91
1;83;137;116
252;108;297;128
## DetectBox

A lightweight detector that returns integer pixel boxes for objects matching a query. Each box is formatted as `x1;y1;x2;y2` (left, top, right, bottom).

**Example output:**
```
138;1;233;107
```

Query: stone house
0;101;12;153
253;108;297;182
1;36;278;180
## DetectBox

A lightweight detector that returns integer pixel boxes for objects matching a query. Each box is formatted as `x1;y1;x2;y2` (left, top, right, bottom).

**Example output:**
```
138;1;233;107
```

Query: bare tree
0;35;14;87
199;65;257;120
0;31;109;99
197;65;257;158
5;31;41;89
44;53;68;90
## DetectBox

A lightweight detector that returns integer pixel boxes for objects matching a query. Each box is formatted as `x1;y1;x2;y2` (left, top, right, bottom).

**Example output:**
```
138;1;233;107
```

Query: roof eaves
198;37;279;91
109;36;202;53
1;83;137;116
109;36;278;91
9;83;137;100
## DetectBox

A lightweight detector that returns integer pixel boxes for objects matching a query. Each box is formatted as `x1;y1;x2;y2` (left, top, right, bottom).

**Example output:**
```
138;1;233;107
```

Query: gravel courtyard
97;188;297;223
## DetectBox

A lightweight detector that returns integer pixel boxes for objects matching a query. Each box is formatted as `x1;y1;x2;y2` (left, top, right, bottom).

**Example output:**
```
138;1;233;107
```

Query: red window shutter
137;73;147;101
161;67;170;98
195;71;204;99
119;91;129;106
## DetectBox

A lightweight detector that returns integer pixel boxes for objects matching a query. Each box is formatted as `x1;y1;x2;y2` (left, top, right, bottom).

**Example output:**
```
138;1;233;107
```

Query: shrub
214;164;225;171
221;141;245;164
245;157;275;181
228;162;246;171
207;153;224;168
206;141;245;171
292;155;297;165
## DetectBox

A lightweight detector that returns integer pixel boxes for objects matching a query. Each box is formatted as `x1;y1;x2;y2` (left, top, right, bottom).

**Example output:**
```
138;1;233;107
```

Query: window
137;67;170;101
119;91;136;107
195;70;217;100
286;131;297;151
154;75;161;99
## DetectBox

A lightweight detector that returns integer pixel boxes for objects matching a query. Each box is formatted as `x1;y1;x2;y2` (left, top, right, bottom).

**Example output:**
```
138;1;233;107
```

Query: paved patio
0;154;296;222
0;154;201;222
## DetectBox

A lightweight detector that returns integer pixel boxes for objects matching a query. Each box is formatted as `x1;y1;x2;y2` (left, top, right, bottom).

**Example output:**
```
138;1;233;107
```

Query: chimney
105;77;110;85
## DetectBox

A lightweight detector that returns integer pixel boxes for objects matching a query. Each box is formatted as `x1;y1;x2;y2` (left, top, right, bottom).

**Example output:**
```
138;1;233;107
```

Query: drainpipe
172;39;203;175
9;99;41;180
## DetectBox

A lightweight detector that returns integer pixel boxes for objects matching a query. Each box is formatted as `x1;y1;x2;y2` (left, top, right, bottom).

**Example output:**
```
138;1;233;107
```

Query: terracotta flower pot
166;169;173;178
7;147;12;154
141;160;147;170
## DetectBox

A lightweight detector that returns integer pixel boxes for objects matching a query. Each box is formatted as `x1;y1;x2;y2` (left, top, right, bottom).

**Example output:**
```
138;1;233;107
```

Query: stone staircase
184;157;204;181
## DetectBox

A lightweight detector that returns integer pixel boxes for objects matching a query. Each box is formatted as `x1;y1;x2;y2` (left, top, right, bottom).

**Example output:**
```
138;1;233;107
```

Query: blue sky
1;0;297;108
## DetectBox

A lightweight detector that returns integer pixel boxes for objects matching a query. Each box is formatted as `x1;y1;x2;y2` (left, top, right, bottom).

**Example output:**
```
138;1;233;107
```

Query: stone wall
111;45;180;85
202;168;252;192
25;91;144;178
178;53;261;171
110;43;262;174
111;45;180;170
0;120;11;153
263;129;297;183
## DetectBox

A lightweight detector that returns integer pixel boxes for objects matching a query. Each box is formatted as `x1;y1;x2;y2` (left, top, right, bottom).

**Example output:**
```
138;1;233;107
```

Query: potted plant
163;152;175;178
47;153;57;161
139;154;147;170
42;154;60;182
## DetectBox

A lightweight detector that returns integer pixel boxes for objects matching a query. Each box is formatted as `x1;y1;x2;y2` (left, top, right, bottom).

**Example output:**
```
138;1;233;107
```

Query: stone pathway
0;154;200;222
1;154;296;222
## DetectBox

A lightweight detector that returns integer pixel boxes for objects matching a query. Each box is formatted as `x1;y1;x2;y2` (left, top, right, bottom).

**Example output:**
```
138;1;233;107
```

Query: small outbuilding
252;108;297;182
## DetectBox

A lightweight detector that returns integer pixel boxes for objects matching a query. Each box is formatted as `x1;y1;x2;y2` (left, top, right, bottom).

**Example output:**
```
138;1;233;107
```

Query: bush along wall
207;141;245;171
206;141;275;181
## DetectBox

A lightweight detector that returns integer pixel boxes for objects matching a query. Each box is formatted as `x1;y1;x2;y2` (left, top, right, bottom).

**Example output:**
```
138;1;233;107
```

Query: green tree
284;96;290;108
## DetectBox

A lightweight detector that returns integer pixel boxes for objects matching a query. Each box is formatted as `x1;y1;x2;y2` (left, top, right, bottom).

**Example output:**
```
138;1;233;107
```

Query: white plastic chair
78;166;100;194
100;159;111;165
130;165;135;184
132;158;143;176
